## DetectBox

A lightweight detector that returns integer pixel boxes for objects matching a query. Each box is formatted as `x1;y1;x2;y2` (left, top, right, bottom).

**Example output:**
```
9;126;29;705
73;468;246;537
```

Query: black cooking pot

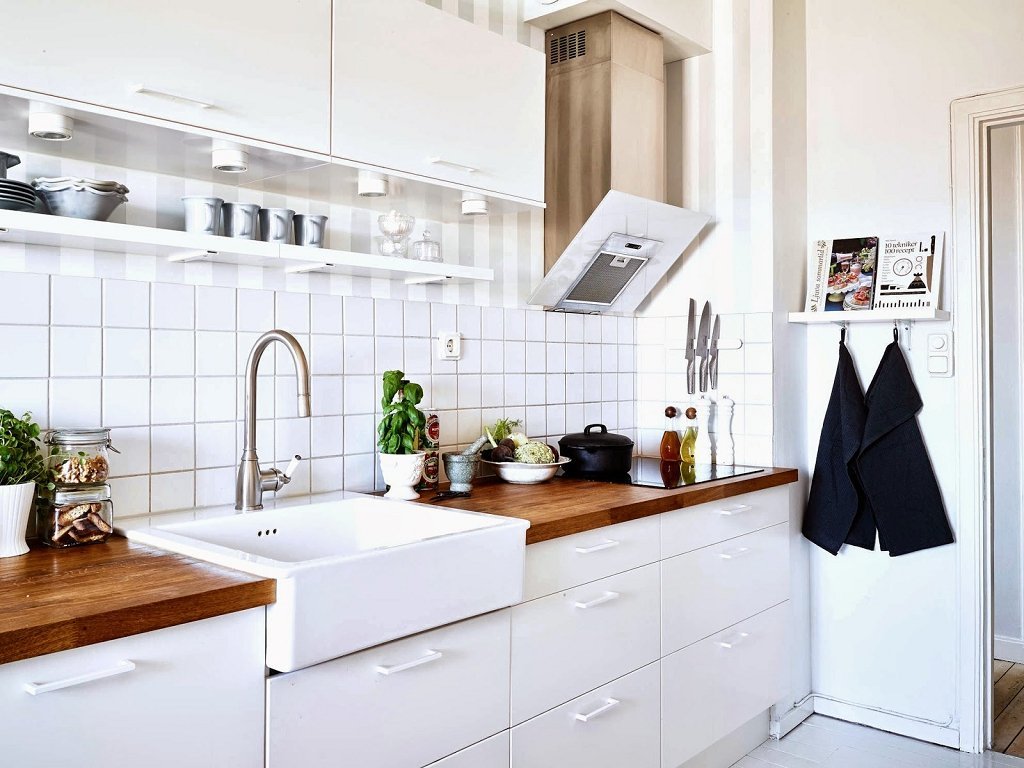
558;424;634;477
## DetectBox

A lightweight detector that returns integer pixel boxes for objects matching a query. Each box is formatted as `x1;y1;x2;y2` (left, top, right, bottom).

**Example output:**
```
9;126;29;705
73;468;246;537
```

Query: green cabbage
513;441;555;464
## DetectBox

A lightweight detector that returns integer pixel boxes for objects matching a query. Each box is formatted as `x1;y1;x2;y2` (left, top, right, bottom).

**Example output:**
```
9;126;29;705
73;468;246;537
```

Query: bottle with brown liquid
660;406;682;461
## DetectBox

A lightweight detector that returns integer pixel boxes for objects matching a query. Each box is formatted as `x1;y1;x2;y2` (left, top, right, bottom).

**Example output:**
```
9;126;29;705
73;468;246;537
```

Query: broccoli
513;441;555;464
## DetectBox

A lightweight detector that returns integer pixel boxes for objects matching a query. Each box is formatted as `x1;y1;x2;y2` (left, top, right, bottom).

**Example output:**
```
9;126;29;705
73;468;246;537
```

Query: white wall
805;0;1024;744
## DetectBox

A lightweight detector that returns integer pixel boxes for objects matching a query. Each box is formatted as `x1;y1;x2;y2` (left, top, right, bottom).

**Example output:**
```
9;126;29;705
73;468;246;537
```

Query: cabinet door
661;639;717;768
0;609;265;768
332;0;545;202
0;0;331;153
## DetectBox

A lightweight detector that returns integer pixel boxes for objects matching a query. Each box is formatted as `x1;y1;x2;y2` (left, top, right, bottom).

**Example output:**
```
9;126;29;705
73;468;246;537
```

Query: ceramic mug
259;208;295;244
294;214;328;248
222;202;260;239
181;196;223;235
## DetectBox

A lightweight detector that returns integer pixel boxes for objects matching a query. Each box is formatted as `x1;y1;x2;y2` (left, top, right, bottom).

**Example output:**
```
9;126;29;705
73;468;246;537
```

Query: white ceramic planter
0;481;35;558
379;451;426;501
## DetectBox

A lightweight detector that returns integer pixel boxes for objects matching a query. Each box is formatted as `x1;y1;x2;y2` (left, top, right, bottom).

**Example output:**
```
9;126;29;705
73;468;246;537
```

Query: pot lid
559;424;634;448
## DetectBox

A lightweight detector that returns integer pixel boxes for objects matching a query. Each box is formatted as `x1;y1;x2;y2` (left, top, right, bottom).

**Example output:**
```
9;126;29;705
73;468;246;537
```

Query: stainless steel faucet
236;330;312;511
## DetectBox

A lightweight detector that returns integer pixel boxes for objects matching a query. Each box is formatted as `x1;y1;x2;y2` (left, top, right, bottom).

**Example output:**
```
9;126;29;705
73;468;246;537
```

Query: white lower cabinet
0;608;265;768
429;732;510;768
511;662;661;768
266;609;511;768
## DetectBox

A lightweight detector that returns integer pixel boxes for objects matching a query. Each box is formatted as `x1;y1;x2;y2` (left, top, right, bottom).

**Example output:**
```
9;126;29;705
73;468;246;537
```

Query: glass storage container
412;229;441;262
45;428;117;485
39;483;114;548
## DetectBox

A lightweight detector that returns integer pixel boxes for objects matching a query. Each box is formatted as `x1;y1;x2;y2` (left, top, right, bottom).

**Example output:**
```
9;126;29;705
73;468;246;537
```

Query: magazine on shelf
804;232;943;313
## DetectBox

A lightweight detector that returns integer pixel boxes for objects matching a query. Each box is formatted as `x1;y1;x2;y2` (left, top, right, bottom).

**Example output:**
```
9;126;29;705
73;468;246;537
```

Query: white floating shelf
788;308;950;324
0;210;493;284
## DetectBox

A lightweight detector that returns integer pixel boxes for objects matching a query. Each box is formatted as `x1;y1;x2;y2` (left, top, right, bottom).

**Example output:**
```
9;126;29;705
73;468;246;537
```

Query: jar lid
558;423;634;448
54;484;111;504
45;428;112;447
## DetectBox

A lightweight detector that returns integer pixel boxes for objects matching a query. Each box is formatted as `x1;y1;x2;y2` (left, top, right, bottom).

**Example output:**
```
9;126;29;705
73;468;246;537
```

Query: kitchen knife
685;299;696;394
709;314;721;390
696;301;711;392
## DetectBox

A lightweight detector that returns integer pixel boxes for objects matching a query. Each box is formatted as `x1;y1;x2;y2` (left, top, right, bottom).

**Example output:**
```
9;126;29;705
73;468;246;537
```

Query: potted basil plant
0;410;51;558
377;370;427;500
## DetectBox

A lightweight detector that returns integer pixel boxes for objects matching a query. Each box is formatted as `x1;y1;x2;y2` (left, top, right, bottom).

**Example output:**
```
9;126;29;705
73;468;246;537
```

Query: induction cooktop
569;458;764;490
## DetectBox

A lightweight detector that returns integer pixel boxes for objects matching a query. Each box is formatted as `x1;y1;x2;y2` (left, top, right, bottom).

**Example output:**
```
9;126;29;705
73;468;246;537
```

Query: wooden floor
993;660;1024;756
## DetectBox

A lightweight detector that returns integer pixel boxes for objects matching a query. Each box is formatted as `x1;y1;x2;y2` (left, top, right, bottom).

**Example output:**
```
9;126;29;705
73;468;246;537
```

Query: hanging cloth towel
802;331;869;555
855;335;954;556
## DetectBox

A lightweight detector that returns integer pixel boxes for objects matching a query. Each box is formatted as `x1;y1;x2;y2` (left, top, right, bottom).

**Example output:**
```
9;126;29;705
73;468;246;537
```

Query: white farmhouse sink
128;496;529;672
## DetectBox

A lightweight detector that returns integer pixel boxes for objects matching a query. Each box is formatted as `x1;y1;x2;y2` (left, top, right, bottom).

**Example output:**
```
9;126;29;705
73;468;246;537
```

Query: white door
0;0;331;153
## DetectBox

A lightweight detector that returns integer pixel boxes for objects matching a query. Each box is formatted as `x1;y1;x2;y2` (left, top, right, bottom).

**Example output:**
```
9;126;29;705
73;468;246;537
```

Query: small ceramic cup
181;196;223;235
258;207;295;244
222;202;260;239
294;214;328;248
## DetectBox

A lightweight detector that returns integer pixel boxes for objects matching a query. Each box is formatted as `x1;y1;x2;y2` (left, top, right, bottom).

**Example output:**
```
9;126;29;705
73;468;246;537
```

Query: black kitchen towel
856;340;954;556
802;336;869;555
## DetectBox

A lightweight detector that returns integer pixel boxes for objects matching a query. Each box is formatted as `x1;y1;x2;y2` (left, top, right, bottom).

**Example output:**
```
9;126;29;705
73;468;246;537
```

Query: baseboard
770;700;814;739
677;711;769;768
812;697;959;749
995;636;1024;664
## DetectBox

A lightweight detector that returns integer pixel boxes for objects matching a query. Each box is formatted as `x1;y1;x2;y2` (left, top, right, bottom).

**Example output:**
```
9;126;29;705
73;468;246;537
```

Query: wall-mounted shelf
788;308;950;324
0;210;493;284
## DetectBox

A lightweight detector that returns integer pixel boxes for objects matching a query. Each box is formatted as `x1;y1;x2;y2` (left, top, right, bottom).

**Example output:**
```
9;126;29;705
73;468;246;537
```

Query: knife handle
710;360;719;390
686;359;695;395
698;357;707;393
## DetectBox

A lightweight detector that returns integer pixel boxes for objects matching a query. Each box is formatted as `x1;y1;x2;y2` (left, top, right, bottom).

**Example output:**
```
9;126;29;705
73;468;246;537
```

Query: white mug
259;208;295;244
222;203;260;239
294;214;328;248
181;196;223;235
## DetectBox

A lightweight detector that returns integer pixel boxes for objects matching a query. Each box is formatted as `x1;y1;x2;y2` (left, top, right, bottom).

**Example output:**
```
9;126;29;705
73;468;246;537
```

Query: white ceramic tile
618;372;634;401
458;338;481;374
584;401;602;426
196;377;236;423
109;475;150;518
745;342;773;374
565;402;584;432
195;286;236;331
0;378;48;425
343;453;375;492
50;378;101;427
151;471;195;514
744;312;773;343
344;375;375;414
601;344;618;373
237;374;274;421
50;327;101;377
103;328;149;377
719;313;745;340
602;372;618;401
0;273;48;324
545;404;566;435
546;342;566;373
617;344;635;373
504;341;526;373
456;408;482;444
311;456;345;494
344;335;374;375
275;417;311;463
311;335;344;375
0;325;48;377
583;372;602;401
343;296;374;335
103;279;149;328
275;291;310;334
311;415;344;456
52;276;100;326
546;373;566;403
504;374;526;406
457;304;481;338
404;337;432;375
237;288;275;332
525;374;546;406
525;310;545;341
272;332;309;376
375;336;404;372
274;376;298;417
716;373;745;404
196;421;236;469
583;342;602;373
481;307;503;340
374;299;404;336
564;313;584;343
600;315;618;344
151;283;194;329
430;303;457;336
524;405;546;436
196;467;235;508
564;343;584;372
151;424;195;473
151;330;195;376
564;373;583;403
344;413;374;454
311;376;344;417
600;401;617;429
458;375;482;409
108;428;152;478
584;314;602;344
635;316;664;345
103;378;150;427
745;373;773;404
403;301;431;338
195;331;235;376
525;341;545;373
430;375;457;410
618;316;635;344
311;294;344;335
275;459;311;498
237;331;271;376
718;348;744;374
545;312;565;342
504;308;526;341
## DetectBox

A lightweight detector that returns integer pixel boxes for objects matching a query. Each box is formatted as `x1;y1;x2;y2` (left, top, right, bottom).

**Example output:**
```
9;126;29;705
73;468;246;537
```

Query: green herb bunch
0;410;52;488
377;370;426;455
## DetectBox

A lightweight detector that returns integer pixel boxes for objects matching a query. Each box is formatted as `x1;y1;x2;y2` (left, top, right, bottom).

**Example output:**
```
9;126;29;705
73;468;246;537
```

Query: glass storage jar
39;483;114;548
412;229;441;262
45;428;117;486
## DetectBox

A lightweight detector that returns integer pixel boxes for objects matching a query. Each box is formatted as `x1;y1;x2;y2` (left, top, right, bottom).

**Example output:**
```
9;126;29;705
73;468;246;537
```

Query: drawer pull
717;504;753;516
716;632;751;649
719;546;753;560
575;539;621;554
428;157;479;174
374;650;443;676
132;84;215;110
573;591;620;610
23;660;136;695
575;697;621;722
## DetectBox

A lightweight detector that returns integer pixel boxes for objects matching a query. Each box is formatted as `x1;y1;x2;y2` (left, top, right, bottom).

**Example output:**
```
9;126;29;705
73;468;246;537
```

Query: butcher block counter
429;466;799;545
0;537;275;664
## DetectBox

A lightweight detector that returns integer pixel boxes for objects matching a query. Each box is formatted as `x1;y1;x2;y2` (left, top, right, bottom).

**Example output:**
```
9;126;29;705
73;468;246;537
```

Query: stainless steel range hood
528;189;710;315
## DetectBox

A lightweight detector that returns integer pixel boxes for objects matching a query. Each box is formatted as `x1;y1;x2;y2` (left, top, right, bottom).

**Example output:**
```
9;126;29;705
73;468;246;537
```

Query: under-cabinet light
461;193;488;216
357;170;389;197
212;140;249;173
29;103;73;141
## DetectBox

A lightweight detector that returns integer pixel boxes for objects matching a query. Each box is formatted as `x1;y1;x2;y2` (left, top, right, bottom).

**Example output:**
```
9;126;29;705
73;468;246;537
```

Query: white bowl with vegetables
481;428;570;485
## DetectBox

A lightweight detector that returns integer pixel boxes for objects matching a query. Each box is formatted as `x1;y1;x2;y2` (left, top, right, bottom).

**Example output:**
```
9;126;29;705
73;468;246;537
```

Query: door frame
951;85;1024;753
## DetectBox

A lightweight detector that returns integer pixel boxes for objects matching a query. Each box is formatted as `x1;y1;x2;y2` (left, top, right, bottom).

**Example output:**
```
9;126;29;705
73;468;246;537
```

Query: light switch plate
927;333;953;377
437;332;462;360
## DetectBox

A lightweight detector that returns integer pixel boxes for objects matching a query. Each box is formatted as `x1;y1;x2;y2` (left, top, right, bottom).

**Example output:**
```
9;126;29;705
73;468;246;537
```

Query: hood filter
556;232;659;310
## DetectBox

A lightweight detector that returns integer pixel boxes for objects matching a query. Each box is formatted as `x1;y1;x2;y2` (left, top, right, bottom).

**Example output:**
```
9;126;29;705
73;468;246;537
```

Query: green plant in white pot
0;410;51;558
377;370;427;500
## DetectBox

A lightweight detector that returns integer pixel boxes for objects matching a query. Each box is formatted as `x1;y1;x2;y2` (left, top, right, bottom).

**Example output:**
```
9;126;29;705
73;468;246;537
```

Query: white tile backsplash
152;283;195;330
52;276;100;326
0;273;48;325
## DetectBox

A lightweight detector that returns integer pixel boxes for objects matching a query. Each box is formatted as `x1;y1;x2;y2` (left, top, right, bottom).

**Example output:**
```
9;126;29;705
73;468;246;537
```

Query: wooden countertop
429;467;799;544
0;537;275;665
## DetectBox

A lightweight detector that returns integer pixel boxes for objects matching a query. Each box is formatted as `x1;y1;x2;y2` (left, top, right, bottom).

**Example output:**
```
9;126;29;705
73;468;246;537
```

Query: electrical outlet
437;332;462;360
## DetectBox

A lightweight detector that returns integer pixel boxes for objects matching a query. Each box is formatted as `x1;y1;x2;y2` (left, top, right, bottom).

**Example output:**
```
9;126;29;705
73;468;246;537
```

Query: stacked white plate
0;178;37;212
32;176;129;220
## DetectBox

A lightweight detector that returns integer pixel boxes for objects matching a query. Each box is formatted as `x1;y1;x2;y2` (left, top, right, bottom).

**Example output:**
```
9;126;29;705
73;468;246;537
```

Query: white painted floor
732;714;1024;767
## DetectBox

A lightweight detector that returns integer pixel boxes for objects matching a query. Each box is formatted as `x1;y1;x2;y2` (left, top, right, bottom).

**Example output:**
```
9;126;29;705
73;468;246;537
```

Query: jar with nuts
45;428;117;486
39;484;114;548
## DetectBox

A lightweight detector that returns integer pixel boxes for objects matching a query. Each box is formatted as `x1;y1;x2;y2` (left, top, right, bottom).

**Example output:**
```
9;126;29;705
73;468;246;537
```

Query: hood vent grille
549;29;586;65
557;233;658;309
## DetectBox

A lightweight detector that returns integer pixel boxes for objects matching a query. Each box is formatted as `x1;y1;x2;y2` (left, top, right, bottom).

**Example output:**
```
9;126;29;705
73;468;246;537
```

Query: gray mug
258;208;295;244
182;196;223;235
294;214;328;248
222;203;260;239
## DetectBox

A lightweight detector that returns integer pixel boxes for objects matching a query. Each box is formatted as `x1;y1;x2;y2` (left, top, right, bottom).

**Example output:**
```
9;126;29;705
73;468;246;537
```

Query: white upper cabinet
0;0;331;153
332;0;545;203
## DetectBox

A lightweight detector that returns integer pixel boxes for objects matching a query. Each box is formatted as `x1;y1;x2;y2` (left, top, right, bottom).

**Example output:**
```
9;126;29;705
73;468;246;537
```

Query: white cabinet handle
575;539;620;554
573;591;620;609
575;697;621;722
427;157;479;174
719;546;752;560
375;650;443;676
23;660;136;695
716;632;750;649
132;84;215;110
716;504;753;516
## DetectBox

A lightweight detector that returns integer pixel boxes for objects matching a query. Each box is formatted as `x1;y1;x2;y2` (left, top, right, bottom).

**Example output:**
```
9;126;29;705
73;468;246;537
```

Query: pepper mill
694;397;714;465
717;396;735;466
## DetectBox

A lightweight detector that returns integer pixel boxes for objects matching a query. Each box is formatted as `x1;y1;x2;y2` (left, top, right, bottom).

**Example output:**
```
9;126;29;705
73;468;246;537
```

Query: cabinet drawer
524;515;660;600
661;485;790;558
0;609;265;768
511;662;660;768
267;610;510;768
511;563;660;724
662;522;789;654
428;731;509;768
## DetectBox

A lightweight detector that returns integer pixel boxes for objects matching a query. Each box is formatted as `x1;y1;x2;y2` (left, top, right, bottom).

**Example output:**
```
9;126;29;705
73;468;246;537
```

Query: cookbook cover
872;233;944;311
804;236;878;312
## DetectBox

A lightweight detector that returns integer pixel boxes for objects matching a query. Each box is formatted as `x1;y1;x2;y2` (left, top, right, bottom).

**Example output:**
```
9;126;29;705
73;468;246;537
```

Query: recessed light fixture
211;139;249;173
28;102;73;141
357;170;389;197
461;193;488;216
